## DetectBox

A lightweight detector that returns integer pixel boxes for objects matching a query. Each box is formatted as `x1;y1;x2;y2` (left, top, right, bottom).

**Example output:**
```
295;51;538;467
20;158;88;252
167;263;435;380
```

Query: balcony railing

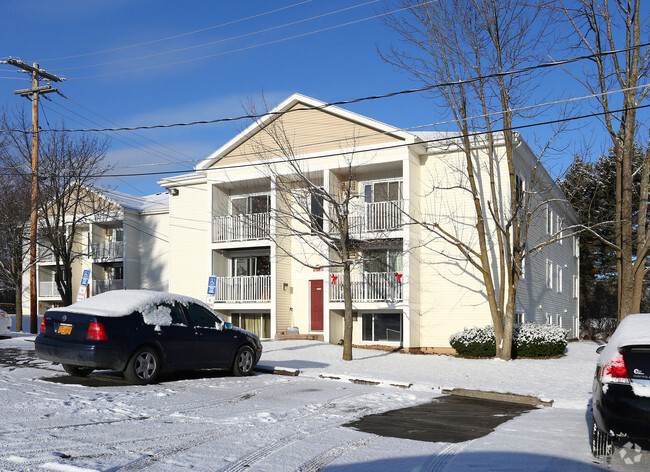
330;272;403;302
93;279;124;294
213;275;271;303
39;281;60;298
92;241;124;260
213;212;270;242
347;200;404;234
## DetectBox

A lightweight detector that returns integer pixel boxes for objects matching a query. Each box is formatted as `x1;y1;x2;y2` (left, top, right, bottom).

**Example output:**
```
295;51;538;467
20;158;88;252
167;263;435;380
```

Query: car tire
125;346;161;385
591;420;613;457
62;364;94;377
232;346;255;376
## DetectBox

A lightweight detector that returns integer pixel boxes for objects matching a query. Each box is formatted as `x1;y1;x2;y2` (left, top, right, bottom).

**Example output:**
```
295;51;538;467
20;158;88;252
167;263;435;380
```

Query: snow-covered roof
598;313;650;362
48;290;207;318
99;188;169;212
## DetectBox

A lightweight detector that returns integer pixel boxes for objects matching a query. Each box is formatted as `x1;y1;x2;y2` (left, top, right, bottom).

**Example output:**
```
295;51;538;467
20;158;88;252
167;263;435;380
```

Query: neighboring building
158;93;579;351
25;189;169;316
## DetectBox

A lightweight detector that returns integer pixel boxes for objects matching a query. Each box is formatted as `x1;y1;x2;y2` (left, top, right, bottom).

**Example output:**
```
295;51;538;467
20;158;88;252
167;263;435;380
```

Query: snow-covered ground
0;333;647;471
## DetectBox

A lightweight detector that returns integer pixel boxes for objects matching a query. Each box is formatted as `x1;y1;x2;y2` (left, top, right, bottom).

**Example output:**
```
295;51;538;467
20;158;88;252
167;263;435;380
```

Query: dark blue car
35;290;262;384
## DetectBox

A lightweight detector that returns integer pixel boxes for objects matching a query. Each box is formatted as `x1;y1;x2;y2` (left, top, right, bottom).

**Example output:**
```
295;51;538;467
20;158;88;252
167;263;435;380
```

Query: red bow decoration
331;274;338;284
395;272;403;284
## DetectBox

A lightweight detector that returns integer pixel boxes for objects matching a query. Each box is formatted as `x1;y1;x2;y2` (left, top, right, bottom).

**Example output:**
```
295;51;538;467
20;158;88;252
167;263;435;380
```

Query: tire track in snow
424;440;474;472
297;436;379;472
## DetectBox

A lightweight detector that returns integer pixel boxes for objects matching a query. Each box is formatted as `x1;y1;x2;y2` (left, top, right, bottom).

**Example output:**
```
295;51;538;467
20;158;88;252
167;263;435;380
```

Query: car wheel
591;420;613;457
232;346;255;376
125;347;161;385
62;364;94;377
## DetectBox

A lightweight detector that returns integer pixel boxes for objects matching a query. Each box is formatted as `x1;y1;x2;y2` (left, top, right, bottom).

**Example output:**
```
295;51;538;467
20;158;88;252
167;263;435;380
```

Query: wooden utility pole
1;58;64;333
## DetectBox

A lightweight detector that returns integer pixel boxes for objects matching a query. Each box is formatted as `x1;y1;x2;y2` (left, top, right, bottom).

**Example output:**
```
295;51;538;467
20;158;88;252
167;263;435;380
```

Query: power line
71;102;650;179
3;42;645;135
54;0;381;72
41;0;315;62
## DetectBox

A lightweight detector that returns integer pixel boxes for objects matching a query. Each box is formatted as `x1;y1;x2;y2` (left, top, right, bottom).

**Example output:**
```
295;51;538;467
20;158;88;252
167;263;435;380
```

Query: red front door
310;280;324;331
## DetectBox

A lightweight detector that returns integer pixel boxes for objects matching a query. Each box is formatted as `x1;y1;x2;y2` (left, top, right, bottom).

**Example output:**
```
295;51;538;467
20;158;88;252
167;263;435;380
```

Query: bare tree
380;0;563;359
559;0;650;322
238;100;397;361
2;112;112;307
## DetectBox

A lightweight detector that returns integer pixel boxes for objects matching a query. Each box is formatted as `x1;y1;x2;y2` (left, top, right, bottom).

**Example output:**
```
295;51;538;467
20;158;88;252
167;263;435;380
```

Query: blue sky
0;0;642;196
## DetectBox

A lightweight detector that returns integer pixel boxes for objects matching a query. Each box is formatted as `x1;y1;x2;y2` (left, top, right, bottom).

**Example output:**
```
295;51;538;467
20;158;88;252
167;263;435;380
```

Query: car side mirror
224;322;233;330
596;345;605;354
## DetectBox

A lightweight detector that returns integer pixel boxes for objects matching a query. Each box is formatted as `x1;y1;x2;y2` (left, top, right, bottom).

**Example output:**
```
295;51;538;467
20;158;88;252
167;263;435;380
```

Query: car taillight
601;353;630;384
40;317;46;333
86;321;107;341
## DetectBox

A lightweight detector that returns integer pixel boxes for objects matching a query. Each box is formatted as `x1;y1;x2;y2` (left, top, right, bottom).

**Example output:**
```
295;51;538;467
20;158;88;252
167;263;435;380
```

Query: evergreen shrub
449;323;568;358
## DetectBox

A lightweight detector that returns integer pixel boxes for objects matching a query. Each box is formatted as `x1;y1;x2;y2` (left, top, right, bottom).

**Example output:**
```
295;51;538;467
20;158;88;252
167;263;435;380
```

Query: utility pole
0;58;64;333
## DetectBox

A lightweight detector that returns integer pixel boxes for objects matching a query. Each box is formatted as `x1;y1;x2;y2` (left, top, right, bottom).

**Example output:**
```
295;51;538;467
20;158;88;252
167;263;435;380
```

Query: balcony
93;279;124;294
330;272;403;302
348;200;405;234
39;281;60;298
213;275;271;303
92;241;124;260
213;212;270;243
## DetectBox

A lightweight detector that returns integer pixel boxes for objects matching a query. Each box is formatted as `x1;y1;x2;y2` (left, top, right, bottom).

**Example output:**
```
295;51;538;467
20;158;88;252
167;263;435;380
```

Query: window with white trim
573;275;578;299
557;215;563;244
557;266;563;293
546;260;553;288
362;312;402;342
547;208;554;235
573;236;579;258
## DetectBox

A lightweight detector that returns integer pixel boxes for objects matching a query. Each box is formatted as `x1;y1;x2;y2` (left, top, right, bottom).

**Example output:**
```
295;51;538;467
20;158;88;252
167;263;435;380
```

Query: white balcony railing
93;279;124;294
347;200;404;234
39;281;60;298
213;275;271;303
92;241;124;260
213;212;270;242
330;272;403;302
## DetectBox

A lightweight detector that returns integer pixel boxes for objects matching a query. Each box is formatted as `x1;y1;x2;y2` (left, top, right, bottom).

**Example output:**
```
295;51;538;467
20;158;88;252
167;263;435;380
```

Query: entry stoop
275;331;324;341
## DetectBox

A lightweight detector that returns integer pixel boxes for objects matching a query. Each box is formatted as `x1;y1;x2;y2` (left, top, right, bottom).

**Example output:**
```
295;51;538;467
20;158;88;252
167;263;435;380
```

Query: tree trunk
342;262;353;361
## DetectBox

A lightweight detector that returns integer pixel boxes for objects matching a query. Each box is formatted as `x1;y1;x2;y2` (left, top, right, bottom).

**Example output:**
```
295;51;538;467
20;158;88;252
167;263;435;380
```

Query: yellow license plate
57;324;72;335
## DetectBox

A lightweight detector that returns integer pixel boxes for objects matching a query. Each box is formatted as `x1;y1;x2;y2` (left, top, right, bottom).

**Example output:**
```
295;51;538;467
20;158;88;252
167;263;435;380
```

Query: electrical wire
3;42;645;134
54;0;381;72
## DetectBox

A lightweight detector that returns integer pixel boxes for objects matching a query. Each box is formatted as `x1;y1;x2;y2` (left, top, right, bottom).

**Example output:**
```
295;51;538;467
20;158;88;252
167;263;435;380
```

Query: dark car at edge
35;290;262;384
592;313;650;456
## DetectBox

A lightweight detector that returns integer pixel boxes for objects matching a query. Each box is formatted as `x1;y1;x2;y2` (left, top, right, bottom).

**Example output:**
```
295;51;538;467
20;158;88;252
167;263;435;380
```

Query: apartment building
155;93;579;351
27;189;169;316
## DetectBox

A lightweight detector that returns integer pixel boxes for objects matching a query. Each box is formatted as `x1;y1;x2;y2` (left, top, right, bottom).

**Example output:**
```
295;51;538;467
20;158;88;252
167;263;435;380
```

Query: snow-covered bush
449;323;568;358
449;326;496;357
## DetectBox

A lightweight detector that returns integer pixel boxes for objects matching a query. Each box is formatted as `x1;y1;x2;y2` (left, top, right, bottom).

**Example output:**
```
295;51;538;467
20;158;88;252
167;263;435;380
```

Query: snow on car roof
48;290;208;318
599;313;650;362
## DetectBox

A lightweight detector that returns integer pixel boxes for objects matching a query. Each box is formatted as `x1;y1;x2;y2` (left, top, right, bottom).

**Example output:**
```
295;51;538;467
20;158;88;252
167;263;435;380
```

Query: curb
256;364;552;406
441;388;553;407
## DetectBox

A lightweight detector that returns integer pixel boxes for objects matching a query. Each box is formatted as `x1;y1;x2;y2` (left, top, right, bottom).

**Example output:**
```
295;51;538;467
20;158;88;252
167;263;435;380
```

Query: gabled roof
99;188;168;213
195;93;416;171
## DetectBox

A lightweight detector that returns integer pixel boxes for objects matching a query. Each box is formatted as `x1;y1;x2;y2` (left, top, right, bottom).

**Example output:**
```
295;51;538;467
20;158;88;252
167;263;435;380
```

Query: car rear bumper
594;383;650;440
35;334;128;371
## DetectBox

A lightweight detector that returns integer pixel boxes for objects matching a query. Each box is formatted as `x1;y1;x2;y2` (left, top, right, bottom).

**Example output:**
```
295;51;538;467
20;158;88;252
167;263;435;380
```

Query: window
362;312;402;342
515;173;525;205
557;266;563;293
547;208;554;235
231;194;270;215
520;254;526;279
231;255;270;277
185;303;220;329
514;312;525;324
231;312;270;338
363;248;403;273
573;236;579;258
310;192;324;232
363;180;402;203
546;260;553;288
557;215;563;244
573;275;579;299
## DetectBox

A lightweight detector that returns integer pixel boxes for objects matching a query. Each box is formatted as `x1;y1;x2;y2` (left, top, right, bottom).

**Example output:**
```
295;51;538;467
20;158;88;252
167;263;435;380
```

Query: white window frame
547;208;554;236
557;266;563;293
546;259;553;289
573;274;579;299
573;236;579;258
557;215;563;244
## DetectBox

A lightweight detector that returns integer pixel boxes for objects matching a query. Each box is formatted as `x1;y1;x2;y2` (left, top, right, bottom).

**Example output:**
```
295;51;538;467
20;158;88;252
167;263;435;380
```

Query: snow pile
141;304;173;326
598;313;650;364
47;290;213;319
